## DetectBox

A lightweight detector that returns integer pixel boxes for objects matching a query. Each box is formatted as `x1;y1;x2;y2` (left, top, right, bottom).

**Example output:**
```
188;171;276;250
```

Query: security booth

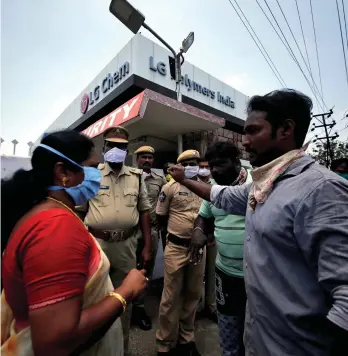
81;89;226;169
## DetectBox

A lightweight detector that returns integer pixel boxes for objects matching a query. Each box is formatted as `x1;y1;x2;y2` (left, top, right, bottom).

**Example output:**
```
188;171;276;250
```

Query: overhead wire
226;0;287;87
263;0;326;109
233;0;287;86
257;0;326;111
276;0;320;100
309;0;324;99
336;0;348;89
342;0;348;52
294;0;320;112
337;115;348;124
338;125;348;133
276;0;324;114
295;0;313;83
336;113;348;138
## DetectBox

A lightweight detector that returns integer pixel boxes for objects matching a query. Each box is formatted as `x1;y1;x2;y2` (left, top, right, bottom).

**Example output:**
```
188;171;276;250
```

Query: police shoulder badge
159;192;167;202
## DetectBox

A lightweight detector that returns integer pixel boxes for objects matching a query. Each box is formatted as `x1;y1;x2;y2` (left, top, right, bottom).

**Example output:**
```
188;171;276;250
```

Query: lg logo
80;93;90;114
80;61;130;115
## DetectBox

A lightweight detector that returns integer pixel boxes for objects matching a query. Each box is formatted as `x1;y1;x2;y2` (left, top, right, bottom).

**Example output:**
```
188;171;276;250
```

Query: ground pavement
129;279;221;356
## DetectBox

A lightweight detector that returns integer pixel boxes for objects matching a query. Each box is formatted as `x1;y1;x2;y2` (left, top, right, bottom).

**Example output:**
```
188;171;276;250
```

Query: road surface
129;279;221;355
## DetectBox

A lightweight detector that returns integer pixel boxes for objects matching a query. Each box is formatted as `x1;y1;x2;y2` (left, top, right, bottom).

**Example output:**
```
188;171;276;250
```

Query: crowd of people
1;88;348;356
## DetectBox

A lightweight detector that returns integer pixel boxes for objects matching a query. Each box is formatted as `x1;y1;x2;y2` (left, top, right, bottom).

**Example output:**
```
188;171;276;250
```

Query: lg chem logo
79;61;130;115
80;93;90;114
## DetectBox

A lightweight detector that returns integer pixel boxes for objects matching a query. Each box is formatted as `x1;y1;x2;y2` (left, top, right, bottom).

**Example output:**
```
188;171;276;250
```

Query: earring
62;176;67;187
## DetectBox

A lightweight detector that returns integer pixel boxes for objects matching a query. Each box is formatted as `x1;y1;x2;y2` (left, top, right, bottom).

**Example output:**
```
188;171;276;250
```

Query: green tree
310;140;348;167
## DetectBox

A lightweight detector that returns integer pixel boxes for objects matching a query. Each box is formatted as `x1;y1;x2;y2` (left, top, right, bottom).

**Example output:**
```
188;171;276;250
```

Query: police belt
88;226;136;242
167;234;191;247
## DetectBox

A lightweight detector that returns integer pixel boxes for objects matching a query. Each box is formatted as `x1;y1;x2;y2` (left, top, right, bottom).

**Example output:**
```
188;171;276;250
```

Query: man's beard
213;171;238;186
108;161;123;169
141;163;151;172
247;145;287;168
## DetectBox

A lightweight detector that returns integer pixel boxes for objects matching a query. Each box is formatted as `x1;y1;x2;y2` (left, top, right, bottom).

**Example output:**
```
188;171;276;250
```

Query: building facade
37;34;250;167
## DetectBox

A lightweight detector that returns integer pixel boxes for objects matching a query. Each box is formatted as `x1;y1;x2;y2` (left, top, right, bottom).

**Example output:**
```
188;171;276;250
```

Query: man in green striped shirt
190;142;252;356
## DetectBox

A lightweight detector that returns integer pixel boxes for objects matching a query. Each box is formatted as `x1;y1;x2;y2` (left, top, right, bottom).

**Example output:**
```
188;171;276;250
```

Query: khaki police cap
177;149;200;163
134;146;155;155
103;126;129;143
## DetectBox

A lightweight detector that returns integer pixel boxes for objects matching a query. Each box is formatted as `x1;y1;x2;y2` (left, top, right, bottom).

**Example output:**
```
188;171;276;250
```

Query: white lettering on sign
108;108;122;127
81;92;144;139
123;97;139;120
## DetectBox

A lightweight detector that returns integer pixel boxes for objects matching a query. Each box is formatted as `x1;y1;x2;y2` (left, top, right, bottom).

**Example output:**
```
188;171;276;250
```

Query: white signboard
39;34;249;142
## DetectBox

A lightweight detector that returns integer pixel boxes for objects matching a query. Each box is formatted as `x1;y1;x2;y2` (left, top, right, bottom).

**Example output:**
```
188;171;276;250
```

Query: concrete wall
182;129;249;161
212;128;250;160
1;156;32;180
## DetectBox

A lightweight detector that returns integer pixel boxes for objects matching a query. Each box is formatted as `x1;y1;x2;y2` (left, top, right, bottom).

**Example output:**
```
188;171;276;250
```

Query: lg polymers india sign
79;56;236;115
149;56;235;109
80;61;130;114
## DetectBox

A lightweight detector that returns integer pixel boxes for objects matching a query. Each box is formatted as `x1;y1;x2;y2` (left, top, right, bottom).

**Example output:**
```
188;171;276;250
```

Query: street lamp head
181;32;194;53
109;0;145;34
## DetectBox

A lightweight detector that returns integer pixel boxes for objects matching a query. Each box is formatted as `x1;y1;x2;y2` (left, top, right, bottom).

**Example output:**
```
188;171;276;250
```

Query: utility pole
311;109;339;167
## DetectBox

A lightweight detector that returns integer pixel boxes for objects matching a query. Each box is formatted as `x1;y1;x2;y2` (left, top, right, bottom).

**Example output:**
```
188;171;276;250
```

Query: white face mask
184;166;199;179
198;168;210;177
104;147;127;163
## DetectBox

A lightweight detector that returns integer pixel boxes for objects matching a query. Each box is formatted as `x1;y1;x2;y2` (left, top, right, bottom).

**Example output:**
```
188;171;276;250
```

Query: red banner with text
82;91;145;139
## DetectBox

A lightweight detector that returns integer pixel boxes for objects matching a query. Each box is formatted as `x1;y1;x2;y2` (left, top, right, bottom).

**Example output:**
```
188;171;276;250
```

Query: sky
1;0;348;157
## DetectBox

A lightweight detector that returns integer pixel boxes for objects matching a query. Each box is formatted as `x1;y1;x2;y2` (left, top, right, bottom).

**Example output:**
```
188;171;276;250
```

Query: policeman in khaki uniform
132;146;166;330
79;126;152;356
156;150;205;356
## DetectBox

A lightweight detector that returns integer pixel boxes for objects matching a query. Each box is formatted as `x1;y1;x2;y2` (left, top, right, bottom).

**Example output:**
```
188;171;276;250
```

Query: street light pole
141;22;182;102
109;0;195;155
109;0;194;103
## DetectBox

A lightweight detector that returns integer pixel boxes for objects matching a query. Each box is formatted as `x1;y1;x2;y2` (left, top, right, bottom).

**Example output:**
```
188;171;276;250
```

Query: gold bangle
109;292;127;313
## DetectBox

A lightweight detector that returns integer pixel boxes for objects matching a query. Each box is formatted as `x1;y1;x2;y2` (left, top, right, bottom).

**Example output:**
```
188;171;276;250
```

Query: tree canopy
310;140;348;167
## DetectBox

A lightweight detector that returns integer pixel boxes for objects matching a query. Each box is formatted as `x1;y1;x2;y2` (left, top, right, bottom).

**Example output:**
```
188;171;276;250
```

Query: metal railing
0;138;34;157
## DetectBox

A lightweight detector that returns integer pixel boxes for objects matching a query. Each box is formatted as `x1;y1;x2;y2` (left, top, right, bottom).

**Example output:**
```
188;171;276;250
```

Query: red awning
82;89;225;141
82;91;145;138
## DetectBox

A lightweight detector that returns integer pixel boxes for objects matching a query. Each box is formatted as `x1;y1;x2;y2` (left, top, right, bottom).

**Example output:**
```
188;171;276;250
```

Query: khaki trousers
97;229;141;356
205;243;217;312
156;241;206;352
134;226;159;306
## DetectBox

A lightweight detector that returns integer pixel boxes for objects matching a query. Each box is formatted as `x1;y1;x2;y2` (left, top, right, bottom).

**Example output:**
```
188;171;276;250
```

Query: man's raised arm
168;165;250;216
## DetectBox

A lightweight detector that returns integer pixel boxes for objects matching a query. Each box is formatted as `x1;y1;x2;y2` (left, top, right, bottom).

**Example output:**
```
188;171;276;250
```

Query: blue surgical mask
39;144;102;205
337;172;348;180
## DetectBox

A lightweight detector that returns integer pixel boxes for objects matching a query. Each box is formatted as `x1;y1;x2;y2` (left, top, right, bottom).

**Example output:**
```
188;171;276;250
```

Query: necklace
46;196;81;221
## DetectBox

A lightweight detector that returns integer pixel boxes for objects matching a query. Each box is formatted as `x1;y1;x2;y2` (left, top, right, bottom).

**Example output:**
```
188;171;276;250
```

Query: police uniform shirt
156;181;203;239
144;171;166;225
85;163;151;231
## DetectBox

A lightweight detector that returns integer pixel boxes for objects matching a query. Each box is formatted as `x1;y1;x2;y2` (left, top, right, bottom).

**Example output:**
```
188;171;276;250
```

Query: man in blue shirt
169;89;348;356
